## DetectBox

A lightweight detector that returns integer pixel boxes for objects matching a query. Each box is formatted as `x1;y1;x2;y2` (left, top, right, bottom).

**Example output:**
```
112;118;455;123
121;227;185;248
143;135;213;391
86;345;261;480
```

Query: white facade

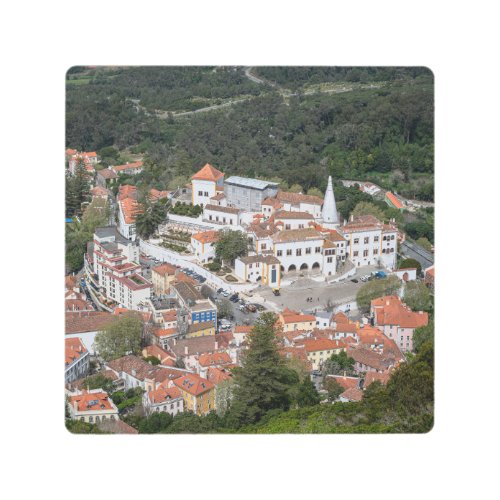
190;236;217;263
192;178;218;207
203;205;240;226
117;202;137;241
142;390;184;416
274;214;314;230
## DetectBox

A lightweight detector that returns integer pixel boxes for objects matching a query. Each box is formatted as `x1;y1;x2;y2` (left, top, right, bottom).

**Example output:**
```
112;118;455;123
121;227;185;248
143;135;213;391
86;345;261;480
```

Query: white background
1;1;498;498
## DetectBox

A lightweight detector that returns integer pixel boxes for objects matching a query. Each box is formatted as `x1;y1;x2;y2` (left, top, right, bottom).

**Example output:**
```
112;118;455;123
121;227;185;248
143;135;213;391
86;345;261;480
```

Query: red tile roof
69;390;114;412
385;191;404;210
173;373;215;396
152;263;177;276
300;338;346;353
191;163;224;182
371;295;428;329
147;385;182;404
326;374;360;390
192;230;220;244
364;370;391;387
206;366;233;385
112;161;144;173
65;338;87;365
277;191;323;206
274;210;314;220
65;311;114;335
280;308;316;324
198;351;232;367
340;387;363;402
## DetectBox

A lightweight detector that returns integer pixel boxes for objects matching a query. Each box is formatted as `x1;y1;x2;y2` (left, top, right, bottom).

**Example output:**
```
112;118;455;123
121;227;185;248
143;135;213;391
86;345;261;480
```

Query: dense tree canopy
214;229;248;265
356;275;401;312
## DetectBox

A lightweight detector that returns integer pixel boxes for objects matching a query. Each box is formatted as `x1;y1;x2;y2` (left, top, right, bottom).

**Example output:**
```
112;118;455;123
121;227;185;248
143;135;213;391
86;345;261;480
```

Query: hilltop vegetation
66;66;434;201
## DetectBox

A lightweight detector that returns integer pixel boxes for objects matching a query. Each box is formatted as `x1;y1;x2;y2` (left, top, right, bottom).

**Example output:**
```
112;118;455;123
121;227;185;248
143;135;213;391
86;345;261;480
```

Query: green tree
399;257;422;275
78;373;115;393
296;377;321;407
403;281;431;311
356;275;401;312
214;229;248;265
217;299;233;320
352;201;386;221
144;355;161;365
95;313;143;361
66;159;91;217
135;197;168;239
228;313;292;425
307;187;323;197
324;377;344;401
288;183;304;193
413;320;434;353
416;237;433;252
215;378;235;416
167;175;190;190
322;351;355;376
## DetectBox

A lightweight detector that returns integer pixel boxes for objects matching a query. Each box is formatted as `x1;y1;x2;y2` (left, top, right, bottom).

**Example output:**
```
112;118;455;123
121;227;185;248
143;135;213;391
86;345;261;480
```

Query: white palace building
190;164;398;285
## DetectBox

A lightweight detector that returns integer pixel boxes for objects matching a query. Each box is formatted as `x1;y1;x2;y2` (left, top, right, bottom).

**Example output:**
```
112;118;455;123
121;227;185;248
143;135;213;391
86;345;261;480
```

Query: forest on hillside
66;66;433;201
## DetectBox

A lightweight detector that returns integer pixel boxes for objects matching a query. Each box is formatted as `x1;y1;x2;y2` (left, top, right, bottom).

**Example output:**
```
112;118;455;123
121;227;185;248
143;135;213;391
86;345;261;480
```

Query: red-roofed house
67;389;119;424
65;338;90;383
278;308;316;332
190;230;220;263
371;295;429;352
111;161;144;175
298;338;347;370
151;263;177;295
172;373;216;415
191;163;225;207
339;387;364;402
143;384;184;416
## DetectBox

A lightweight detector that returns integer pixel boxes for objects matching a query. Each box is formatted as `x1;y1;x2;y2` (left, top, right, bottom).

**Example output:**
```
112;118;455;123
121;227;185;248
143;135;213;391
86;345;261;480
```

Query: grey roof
238;254;280;265
95;226;135;246
172;282;204;303
225;176;279;190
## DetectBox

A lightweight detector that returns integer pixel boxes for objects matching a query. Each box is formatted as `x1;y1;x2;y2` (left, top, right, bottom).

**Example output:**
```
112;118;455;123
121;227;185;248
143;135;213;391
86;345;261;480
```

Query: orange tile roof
274;210;314;220
262;197;283;208
300;338;346;353
206;366;233;385
162;310;177;322
173;373;215;396
65;337;87;365
334;312;350;324
91;186;110;197
147;385;182;404
198;351;232;367
277;191;323;206
234;325;253;334
69;390;114;412
364;370;391;387
191;163;224;182
119;198;141;224
117;184;137;201
112;161;144;173
192;230;220;244
152;327;178;339
340;387;363;402
152;263;177;276
371;295;429;329
149;188;169;201
65;311;114;335
385;191;404;210
326;374;360;390
280;308;316;325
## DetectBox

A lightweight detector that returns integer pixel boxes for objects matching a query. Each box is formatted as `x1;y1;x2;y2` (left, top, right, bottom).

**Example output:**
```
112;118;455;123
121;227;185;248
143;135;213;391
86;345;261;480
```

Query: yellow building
173;374;216;416
151;263;177;295
278;308;316;332
186;321;216;338
300;339;347;370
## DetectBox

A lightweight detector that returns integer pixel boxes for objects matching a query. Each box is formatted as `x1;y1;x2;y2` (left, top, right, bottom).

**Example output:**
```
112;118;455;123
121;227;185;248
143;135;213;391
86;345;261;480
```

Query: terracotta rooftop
198;351;232;367
204;204;240;214
340;387;364;402
173;373;215;396
65;311;114;335
385;191;404;210
192;230;220;244
191;163;224;182
364;370;391;388
69;390;114;412
106;355;184;383
277;191;323;206
274;210;314;220
272;228;323;243
65;338;87;366
371;295;429;329
206;366;233;385
152;263;177;277
97;419;138;434
326;374;361;390
98;168;118;180
112;161;144;173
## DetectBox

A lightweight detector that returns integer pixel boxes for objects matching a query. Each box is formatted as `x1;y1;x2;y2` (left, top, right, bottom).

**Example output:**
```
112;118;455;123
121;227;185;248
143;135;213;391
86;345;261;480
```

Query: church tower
321;176;339;228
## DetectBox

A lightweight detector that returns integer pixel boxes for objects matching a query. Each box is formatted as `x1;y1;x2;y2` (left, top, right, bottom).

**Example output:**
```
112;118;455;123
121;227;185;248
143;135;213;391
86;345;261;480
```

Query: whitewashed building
191;163;225;207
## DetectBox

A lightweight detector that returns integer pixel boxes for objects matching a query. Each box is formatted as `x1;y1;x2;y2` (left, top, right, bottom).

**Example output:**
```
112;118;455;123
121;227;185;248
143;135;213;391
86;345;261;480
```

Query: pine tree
228;313;292;425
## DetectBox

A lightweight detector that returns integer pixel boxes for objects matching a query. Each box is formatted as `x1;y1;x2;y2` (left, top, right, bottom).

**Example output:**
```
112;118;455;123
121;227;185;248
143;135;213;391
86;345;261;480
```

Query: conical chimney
321;176;339;227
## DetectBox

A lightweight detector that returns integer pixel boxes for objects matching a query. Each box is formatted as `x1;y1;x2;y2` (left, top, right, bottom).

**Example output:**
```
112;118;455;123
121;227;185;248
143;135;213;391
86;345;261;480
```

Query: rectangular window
315;247;321;253
286;249;292;256
363;250;369;257
353;251;359;257
305;247;311;254
198;191;203;196
373;249;378;255
204;191;209;197
296;249;302;256
374;236;379;242
364;237;369;244
354;238;359;244
327;257;333;263
261;243;267;250
298;224;304;229
277;250;283;257
285;224;291;230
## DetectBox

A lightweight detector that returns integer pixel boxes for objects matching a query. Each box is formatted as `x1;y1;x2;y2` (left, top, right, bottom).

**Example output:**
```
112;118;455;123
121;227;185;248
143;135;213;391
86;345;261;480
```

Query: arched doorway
312;262;320;270
288;264;296;272
300;263;308;271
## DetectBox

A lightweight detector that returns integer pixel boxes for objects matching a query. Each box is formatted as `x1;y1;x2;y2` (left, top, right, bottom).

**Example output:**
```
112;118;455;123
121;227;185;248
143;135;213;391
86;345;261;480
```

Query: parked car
350;278;359;283
217;288;224;294
222;291;230;297
246;304;257;313
238;305;248;312
254;304;265;311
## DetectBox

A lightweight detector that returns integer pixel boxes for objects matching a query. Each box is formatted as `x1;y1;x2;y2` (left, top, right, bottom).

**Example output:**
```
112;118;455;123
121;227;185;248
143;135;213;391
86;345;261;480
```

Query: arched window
300;263;308;270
